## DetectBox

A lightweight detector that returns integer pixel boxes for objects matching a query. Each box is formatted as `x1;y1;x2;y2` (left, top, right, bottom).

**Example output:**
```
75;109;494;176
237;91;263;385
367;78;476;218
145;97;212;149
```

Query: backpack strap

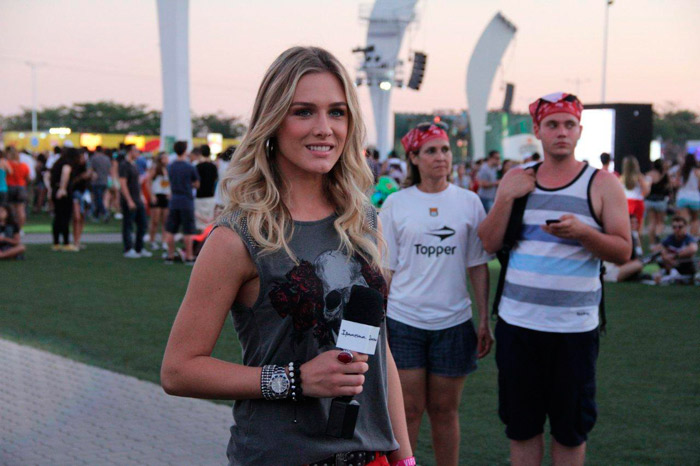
492;193;529;317
599;262;607;333
492;163;541;318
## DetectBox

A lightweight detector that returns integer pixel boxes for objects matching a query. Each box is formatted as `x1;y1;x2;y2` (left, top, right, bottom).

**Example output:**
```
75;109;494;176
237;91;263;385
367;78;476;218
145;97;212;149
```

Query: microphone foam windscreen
343;285;384;327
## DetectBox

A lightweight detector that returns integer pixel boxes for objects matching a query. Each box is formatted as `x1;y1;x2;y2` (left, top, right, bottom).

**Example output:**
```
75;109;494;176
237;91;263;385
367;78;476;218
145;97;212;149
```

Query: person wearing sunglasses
380;122;493;465
653;215;698;284
478;92;631;466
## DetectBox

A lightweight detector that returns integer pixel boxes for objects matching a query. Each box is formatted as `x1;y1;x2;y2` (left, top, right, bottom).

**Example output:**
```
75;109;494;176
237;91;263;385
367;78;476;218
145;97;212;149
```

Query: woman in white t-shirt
380;122;493;466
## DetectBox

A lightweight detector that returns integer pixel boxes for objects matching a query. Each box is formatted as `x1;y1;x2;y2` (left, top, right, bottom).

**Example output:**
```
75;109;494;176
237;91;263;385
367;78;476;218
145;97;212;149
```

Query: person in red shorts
620;155;649;239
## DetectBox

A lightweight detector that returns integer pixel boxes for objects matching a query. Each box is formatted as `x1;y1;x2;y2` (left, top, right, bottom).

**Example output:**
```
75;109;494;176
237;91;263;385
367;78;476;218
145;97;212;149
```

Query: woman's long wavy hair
681;153;698;184
621;156;641;190
220;46;381;267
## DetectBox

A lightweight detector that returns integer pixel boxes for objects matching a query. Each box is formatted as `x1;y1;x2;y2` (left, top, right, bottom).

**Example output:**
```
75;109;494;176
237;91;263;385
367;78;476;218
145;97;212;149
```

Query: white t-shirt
380;184;492;330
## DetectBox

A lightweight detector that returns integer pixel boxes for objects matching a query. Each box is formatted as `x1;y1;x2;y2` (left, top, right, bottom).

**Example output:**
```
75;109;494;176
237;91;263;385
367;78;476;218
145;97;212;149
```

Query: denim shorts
387;317;478;377
7;186;27;204
645;199;668;212
677;198;700;211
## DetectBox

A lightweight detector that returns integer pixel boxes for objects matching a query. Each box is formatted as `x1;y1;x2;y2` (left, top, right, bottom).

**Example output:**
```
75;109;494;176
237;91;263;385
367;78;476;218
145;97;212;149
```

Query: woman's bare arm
160;227;263;399
161;226;370;400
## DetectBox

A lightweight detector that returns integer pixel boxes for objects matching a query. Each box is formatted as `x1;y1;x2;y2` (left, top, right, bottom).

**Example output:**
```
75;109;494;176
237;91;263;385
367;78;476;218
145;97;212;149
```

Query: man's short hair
600;152;611;165
201;144;211;157
124;144;135;153
672;216;688;226
488;150;500;159
173;141;188;156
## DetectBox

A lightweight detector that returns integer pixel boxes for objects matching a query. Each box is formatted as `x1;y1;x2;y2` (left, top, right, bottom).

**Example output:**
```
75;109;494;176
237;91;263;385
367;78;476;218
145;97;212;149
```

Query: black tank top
647;173;670;201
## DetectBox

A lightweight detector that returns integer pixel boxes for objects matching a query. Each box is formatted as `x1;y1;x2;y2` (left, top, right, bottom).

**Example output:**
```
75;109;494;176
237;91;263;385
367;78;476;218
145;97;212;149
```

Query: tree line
1;101;699;155
0;101;246;139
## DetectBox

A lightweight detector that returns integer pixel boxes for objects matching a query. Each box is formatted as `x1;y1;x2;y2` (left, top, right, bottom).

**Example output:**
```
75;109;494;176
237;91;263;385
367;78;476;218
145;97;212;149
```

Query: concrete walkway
23;233;122;245
0;338;232;465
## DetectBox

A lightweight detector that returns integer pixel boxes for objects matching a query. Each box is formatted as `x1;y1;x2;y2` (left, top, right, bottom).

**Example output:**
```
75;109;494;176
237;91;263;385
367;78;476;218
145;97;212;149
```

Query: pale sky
1;0;698;143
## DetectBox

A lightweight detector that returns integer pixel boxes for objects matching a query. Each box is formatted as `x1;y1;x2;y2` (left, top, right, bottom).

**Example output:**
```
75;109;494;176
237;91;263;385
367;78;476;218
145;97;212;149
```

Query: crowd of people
156;47;692;466
365;133;700;287
0;139;232;263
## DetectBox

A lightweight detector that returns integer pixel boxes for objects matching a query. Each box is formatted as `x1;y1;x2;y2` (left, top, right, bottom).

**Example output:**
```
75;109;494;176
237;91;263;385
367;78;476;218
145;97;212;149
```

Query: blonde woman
620;156;650;238
161;47;413;466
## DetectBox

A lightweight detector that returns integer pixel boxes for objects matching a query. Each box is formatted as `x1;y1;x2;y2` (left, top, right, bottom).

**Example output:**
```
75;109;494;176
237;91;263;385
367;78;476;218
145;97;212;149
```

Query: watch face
270;374;289;394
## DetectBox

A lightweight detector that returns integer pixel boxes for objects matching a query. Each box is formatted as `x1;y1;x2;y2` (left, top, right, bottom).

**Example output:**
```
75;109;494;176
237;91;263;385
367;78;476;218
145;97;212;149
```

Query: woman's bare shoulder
197;226;257;283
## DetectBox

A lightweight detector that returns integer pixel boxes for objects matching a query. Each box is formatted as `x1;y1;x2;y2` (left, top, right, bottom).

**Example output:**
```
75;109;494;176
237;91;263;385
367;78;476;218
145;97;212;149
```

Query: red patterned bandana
528;92;583;126
401;125;449;154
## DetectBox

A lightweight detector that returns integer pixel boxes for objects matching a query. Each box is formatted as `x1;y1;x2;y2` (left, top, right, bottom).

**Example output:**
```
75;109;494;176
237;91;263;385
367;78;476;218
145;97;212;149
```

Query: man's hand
660;249;678;266
496;167;536;202
541;214;590;241
476;320;493;359
127;200;136;211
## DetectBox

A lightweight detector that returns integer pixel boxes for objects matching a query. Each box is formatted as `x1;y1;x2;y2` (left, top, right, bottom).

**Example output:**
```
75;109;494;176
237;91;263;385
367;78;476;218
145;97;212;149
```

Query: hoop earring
265;138;274;158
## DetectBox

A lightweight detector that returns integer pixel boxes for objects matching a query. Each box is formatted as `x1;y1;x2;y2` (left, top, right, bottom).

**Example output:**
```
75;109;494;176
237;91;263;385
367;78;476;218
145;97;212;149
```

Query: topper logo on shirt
429;207;438;217
426;225;455;241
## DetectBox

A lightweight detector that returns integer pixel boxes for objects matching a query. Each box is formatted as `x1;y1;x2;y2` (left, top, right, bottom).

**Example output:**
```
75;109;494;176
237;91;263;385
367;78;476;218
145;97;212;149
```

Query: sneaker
150;242;160;250
114;212;124;220
51;244;63;252
62;244;80;252
185;258;196;266
139;249;153;258
123;249;141;259
164;256;175;265
162;242;168;250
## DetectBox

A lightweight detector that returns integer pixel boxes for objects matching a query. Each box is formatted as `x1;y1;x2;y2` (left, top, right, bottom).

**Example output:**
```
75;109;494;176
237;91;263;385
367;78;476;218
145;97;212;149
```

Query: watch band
261;365;289;400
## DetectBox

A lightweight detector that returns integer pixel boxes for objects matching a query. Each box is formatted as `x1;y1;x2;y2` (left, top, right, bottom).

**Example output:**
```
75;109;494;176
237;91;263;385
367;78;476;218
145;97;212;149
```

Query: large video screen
577;109;616;169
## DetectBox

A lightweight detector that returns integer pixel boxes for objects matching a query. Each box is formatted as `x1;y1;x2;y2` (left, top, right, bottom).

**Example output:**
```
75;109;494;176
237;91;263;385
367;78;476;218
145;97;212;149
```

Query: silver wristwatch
261;365;290;400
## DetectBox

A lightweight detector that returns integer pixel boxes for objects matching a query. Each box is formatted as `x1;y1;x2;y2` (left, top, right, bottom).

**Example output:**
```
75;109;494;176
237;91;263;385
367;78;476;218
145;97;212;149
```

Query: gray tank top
216;208;398;466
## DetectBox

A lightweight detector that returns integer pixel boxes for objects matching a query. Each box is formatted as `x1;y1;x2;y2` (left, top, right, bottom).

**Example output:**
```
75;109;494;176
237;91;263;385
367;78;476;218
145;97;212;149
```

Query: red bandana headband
528;92;583;126
401;124;449;154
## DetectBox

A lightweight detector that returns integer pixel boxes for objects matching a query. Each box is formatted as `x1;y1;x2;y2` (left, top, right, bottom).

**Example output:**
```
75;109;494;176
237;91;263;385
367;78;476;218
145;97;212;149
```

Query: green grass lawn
1;244;698;465
23;210;123;234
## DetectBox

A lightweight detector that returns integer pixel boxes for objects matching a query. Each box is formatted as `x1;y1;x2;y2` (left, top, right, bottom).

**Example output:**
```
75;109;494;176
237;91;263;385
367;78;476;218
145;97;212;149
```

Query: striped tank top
499;163;602;333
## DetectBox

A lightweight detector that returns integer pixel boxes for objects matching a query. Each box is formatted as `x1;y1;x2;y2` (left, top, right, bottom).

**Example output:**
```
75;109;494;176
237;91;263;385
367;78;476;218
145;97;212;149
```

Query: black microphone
326;285;384;439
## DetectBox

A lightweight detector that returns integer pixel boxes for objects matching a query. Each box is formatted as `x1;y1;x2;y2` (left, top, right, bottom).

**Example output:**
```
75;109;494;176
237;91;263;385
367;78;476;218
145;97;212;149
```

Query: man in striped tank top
479;93;632;466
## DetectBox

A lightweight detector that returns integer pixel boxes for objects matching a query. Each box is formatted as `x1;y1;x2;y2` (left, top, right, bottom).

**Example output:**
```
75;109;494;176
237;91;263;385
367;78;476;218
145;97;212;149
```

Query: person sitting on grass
0;204;25;260
652;216;698;284
603;214;645;283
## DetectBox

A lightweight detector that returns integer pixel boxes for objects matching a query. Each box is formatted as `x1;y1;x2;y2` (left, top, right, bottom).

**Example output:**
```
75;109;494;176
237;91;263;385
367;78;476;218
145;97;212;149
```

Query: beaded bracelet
287;361;304;401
